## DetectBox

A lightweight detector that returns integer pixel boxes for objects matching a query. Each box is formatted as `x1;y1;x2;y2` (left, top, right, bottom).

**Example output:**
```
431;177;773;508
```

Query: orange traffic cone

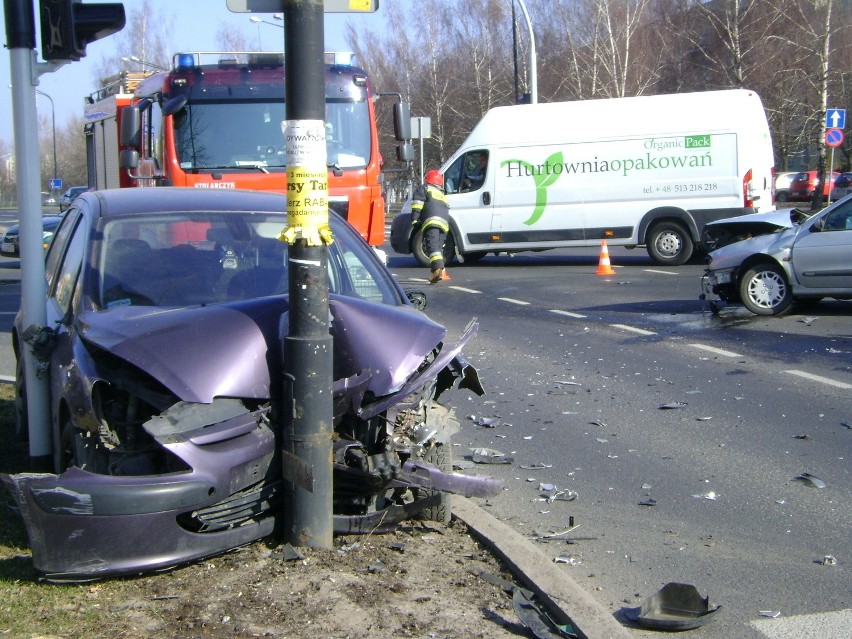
596;240;616;275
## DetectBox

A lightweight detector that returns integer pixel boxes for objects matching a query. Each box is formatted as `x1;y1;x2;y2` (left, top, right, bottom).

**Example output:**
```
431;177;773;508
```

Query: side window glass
443;156;464;195
51;218;87;315
44;210;81;292
461;150;488;193
823;201;852;231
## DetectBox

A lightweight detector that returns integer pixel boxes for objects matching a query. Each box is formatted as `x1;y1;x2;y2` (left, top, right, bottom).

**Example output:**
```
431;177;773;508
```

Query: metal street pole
279;0;333;549
514;0;537;104
4;0;52;470
35;89;57;185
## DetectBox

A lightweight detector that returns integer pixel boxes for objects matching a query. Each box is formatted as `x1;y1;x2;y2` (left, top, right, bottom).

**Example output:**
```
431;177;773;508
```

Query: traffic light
40;0;125;62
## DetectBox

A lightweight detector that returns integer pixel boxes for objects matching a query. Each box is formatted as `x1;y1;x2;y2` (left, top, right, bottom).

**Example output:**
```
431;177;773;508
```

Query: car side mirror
811;217;826;232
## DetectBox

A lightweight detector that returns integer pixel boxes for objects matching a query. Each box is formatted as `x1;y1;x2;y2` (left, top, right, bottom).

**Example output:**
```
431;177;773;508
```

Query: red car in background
788;171;840;201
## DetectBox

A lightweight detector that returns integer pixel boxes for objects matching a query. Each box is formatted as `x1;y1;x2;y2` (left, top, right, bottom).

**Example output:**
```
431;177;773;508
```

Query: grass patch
0;382;141;638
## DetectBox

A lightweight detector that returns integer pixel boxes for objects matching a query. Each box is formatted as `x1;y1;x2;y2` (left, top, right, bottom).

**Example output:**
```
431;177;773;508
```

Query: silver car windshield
98;212;400;308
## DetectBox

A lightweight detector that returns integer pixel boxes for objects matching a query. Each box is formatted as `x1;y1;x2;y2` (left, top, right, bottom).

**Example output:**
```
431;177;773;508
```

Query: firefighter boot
429;268;444;283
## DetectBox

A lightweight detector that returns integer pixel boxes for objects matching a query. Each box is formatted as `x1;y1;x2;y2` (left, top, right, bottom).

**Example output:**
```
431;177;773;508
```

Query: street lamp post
513;0;537;104
35;90;58;187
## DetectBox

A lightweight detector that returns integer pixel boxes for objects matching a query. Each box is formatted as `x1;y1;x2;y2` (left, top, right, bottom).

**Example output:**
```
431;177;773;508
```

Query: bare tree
93;0;173;81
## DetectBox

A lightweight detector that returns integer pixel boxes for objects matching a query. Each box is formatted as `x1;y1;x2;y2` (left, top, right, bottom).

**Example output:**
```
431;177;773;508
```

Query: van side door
444;151;493;250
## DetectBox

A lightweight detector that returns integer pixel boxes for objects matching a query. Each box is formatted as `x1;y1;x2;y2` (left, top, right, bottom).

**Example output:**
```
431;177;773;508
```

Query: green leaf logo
501;152;564;225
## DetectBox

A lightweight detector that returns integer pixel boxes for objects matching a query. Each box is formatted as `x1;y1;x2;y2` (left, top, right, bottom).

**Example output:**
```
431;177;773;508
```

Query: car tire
14;356;28;442
738;262;793;315
415;442;453;524
412;227;455;269
647;221;693;266
776;190;789;203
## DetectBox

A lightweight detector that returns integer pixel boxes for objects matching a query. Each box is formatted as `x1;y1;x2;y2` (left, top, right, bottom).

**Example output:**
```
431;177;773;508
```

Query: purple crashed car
3;188;495;581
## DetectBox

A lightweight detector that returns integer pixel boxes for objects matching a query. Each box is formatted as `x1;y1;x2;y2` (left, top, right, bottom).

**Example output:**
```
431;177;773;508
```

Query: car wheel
14;356;28;442
647;221;693;266
412;228;455;269
738;263;793;315
776;190;789;203
415;442;453;524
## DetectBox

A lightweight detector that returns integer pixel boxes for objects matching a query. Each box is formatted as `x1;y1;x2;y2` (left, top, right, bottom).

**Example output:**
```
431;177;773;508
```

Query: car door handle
482;192;491;205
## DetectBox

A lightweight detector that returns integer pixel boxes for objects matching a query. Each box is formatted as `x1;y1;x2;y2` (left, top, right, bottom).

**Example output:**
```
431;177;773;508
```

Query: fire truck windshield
174;99;371;172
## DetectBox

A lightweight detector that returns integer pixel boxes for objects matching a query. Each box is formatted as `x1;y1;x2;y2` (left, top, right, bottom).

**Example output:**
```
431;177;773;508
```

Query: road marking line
550;309;587;319
449;286;481;293
785;369;852;390
643;269;679;275
690;343;742;358
498;297;530;306
610;323;656;336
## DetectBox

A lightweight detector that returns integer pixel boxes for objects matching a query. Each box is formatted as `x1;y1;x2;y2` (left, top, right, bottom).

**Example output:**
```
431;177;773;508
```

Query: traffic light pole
279;0;334;549
5;0;53;470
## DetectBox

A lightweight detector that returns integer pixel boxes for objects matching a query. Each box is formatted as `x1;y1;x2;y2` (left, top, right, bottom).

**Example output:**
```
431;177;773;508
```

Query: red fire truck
85;52;409;247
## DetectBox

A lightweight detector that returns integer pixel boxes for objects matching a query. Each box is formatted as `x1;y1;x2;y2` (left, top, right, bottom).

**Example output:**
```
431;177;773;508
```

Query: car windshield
173;100;371;171
98;212;401;309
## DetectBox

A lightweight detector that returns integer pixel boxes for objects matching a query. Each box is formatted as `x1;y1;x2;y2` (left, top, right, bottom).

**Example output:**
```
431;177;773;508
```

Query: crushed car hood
77;295;449;407
701;208;812;251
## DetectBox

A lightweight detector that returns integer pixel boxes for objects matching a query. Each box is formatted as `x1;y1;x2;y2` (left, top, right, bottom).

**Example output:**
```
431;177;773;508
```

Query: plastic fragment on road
638;498;657;506
470;415;500;427
799;316;818;326
660;402;688;409
634;582;722;630
471;447;514;464
512;587;579;639
272;543;304;562
820;555;837;566
759;611;781;618
521;463;553;470
554;555;582;565
795;472;826;488
692;491;718;500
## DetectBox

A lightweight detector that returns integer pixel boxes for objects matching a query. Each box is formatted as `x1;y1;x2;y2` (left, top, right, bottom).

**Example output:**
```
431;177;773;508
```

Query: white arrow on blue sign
826;109;846;130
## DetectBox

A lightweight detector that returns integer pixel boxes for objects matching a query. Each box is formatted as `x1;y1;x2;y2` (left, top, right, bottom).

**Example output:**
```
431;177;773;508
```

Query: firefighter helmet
424;169;444;188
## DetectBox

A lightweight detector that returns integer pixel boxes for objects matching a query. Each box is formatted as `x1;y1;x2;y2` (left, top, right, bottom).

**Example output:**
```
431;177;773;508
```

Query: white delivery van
390;89;776;266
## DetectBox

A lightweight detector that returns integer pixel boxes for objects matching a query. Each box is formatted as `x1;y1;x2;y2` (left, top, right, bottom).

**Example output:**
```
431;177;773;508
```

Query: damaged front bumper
2;320;500;582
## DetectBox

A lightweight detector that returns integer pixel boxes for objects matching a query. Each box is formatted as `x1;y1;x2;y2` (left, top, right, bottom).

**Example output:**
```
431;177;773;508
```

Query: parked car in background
830;172;852;201
701;193;852;315
773;171;798;202
59;185;89;211
2;187;495;582
788;170;840;201
0;215;64;257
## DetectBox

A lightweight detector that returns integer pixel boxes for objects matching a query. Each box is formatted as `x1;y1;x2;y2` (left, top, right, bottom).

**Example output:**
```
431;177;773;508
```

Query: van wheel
647;221;693;266
412;228;455;269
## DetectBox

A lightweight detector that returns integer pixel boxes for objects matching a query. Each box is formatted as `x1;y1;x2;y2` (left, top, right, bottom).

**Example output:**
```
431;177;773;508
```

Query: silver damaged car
701;195;852;315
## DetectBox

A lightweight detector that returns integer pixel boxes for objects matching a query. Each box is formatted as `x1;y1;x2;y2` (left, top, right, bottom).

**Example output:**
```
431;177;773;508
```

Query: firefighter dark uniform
411;169;450;283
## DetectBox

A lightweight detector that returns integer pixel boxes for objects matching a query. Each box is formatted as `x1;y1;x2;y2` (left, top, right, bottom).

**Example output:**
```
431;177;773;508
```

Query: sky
1;0;385;148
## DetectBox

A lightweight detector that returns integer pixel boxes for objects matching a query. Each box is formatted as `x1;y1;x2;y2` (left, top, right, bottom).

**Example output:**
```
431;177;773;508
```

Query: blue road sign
826;109;846;130
49;178;62;190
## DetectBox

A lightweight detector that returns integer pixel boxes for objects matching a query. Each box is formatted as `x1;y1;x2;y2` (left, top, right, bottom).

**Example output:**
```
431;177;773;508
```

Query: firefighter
411;169;451;283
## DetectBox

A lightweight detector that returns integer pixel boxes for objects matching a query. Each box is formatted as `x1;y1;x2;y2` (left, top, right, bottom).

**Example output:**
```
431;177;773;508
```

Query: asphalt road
386;245;851;639
1;221;849;637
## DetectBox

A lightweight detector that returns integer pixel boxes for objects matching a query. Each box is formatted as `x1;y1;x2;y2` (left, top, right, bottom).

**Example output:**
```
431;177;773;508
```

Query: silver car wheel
740;263;792;315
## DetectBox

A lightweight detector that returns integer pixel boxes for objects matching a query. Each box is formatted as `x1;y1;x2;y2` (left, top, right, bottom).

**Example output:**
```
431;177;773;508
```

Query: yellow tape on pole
280;119;333;246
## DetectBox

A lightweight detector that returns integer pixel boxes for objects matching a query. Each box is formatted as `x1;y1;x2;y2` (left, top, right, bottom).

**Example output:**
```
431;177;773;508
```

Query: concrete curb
453;497;632;639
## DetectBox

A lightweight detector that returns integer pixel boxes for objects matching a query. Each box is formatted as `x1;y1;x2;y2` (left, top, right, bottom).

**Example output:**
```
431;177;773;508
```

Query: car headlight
712;269;734;285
